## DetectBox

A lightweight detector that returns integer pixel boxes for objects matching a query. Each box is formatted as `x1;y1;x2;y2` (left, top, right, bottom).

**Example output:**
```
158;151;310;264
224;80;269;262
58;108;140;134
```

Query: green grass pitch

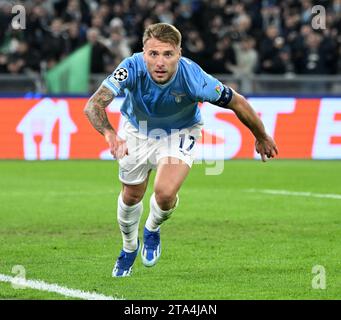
0;160;340;300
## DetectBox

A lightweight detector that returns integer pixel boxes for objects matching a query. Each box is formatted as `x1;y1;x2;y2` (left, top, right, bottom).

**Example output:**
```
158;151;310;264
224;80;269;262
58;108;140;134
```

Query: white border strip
246;189;341;200
0;274;121;300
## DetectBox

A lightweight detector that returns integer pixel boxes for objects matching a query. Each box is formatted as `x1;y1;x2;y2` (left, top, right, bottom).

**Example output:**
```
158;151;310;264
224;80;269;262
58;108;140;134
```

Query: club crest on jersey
171;91;186;103
113;68;128;82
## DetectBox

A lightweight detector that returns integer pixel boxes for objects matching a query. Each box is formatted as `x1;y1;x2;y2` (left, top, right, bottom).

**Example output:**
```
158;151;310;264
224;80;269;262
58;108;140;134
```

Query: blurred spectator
205;34;236;74
203;14;230;58
65;21;87;53
54;0;91;25
289;24;312;73
6;55;25;74
230;4;253;42
301;32;328;74
174;1;193;31
0;2;12;44
13;40;40;72
301;0;313;25
86;27;111;74
259;25;287;73
261;3;281;30
229;36;258;77
61;0;82;23
182;29;205;66
102;18;132;72
25;5;51;51
154;1;174;25
0;27;25;56
279;48;295;75
0;53;8;73
42;18;69;69
90;13;107;36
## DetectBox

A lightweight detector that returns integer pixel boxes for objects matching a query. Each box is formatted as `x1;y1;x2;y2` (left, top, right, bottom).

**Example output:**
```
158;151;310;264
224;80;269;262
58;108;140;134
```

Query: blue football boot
112;241;139;277
141;227;161;267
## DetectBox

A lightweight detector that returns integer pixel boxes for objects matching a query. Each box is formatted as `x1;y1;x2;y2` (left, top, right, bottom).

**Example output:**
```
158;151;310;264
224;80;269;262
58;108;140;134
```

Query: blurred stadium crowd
0;0;340;76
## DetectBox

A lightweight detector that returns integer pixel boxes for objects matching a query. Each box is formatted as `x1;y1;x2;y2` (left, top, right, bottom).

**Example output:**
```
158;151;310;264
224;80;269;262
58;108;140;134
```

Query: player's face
143;38;181;84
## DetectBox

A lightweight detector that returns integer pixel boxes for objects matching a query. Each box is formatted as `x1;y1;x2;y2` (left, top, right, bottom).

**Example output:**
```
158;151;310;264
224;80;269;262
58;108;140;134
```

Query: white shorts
118;120;202;185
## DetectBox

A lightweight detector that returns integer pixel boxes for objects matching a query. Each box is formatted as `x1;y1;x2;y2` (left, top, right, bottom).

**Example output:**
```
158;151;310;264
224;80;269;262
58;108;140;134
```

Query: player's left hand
255;135;278;162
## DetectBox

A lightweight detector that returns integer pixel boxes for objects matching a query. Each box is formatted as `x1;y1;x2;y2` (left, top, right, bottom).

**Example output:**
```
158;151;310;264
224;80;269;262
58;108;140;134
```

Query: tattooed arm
84;85;128;159
84;85;115;135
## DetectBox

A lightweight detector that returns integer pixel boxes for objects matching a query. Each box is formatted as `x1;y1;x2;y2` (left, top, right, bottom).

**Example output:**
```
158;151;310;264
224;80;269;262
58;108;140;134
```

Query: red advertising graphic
0;97;340;159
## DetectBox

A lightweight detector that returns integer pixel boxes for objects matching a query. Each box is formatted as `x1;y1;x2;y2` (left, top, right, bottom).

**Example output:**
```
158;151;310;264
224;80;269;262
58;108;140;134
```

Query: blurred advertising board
0;97;340;160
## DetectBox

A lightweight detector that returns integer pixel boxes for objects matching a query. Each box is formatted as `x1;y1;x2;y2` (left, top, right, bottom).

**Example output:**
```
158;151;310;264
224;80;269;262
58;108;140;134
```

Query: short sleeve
196;68;227;103
102;56;135;96
185;60;231;103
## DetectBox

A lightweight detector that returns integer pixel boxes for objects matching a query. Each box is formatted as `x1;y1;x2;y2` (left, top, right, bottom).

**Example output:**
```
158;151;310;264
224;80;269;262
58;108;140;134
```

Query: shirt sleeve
188;61;232;104
102;56;135;96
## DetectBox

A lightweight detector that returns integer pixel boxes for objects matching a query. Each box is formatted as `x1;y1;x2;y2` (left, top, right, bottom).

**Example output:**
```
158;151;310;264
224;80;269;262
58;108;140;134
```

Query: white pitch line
246;189;341;200
0;274;121;300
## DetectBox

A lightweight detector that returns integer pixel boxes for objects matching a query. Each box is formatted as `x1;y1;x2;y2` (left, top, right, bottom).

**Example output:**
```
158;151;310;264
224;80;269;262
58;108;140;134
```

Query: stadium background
0;0;341;301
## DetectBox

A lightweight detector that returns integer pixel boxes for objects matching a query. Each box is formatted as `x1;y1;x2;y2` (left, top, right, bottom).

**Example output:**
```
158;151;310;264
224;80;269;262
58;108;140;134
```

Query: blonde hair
143;23;182;48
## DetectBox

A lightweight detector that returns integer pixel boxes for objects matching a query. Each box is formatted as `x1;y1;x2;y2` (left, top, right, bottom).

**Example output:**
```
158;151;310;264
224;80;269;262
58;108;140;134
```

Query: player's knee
121;190;143;206
154;187;177;210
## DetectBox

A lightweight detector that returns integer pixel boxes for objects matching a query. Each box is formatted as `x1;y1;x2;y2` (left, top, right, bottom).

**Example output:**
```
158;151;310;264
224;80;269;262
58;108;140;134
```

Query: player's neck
148;65;179;88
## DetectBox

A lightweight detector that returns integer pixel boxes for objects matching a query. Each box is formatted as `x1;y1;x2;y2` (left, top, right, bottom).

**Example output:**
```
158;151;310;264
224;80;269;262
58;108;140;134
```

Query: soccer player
84;23;278;277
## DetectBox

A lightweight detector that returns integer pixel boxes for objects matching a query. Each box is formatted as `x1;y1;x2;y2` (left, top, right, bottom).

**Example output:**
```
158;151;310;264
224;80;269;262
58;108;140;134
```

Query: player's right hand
104;131;128;159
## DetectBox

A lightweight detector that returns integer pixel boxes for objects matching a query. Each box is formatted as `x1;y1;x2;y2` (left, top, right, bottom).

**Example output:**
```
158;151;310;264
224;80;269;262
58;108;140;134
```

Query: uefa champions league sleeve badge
113;68;129;82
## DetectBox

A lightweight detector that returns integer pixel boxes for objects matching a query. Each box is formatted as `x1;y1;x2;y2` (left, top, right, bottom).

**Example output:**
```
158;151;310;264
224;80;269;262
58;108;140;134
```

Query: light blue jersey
102;52;231;134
